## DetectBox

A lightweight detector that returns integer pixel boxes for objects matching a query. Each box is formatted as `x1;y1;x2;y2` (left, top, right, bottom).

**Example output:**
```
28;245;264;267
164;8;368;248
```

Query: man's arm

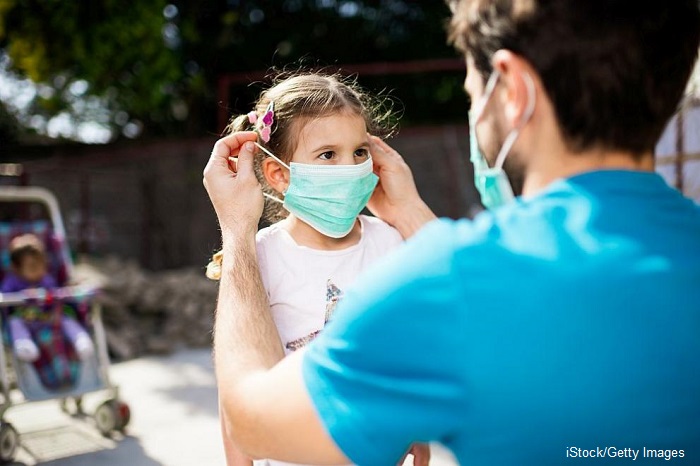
204;134;349;463
214;226;348;462
220;404;253;466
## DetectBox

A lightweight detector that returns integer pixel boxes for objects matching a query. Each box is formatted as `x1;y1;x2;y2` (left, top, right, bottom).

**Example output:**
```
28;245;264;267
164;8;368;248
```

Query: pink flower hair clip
247;101;275;143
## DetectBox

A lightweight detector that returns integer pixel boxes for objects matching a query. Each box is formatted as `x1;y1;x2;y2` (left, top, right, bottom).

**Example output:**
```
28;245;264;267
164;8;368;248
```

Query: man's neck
521;146;655;197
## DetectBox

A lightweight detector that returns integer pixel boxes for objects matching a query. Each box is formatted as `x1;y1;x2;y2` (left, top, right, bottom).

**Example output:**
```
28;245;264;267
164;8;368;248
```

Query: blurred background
0;0;481;271
0;4;480;463
0;1;488;362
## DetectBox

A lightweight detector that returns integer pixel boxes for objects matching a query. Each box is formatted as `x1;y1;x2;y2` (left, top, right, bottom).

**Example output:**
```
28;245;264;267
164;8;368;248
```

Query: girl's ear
262;158;289;194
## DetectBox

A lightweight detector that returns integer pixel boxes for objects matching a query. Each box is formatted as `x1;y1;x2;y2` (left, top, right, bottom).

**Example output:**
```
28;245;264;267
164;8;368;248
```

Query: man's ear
492;50;537;128
262;158;289;194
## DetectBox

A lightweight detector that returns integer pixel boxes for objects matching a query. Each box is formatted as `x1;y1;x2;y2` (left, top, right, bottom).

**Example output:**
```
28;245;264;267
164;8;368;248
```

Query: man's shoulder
372;217;496;290
409;215;500;258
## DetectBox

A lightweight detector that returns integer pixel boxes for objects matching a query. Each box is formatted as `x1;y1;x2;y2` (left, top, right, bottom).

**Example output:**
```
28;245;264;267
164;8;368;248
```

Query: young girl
207;73;426;466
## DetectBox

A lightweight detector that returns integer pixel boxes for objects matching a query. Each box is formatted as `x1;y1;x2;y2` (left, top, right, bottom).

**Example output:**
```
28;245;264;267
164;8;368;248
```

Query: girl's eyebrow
310;141;370;153
310;143;339;152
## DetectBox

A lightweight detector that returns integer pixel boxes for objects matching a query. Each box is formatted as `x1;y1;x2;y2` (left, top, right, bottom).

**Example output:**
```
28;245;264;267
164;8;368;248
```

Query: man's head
450;0;700;175
9;233;49;284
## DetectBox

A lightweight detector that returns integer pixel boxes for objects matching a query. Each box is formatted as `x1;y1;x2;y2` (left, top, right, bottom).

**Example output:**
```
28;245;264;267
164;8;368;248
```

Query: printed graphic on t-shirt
286;279;343;352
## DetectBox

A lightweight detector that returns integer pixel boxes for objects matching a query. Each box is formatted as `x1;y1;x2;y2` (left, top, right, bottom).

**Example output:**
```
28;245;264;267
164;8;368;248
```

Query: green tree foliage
0;0;191;138
0;0;466;141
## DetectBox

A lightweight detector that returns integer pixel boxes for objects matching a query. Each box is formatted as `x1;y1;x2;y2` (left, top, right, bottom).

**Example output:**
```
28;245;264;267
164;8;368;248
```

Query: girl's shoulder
254;223;290;279
255;222;289;250
358;215;403;246
255;222;283;241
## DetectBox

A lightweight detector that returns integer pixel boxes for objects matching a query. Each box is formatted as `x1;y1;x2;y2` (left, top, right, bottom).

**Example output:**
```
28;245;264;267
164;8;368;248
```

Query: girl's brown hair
206;71;399;280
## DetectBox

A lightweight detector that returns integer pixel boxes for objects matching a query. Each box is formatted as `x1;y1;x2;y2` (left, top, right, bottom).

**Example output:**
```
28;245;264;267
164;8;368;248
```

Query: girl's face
290;112;370;166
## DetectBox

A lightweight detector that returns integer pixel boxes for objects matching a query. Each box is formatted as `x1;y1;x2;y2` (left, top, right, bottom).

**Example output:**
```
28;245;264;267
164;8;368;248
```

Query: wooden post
675;110;685;194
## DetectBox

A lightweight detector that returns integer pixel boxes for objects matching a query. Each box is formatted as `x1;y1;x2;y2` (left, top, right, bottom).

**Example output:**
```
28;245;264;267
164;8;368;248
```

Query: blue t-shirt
302;170;700;465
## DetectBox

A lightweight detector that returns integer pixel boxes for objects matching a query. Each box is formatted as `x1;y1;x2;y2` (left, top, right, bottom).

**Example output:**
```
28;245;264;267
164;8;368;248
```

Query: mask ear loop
472;71;501;124
254;142;288;204
254;142;290;170
493;72;536;171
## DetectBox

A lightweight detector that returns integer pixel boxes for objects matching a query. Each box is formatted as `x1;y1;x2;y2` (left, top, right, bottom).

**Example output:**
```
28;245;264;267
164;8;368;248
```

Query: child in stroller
2;233;94;365
0;186;130;463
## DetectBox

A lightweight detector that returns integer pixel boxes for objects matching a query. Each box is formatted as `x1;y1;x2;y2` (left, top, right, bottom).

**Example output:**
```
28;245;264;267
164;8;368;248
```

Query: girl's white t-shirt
253;214;403;466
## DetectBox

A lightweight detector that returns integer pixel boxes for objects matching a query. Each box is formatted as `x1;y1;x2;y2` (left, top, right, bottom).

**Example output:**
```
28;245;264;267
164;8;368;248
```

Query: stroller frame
0;186;130;463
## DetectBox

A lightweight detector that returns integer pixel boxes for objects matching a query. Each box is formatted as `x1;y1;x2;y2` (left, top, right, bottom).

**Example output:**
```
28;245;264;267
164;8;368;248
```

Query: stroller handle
0;285;99;307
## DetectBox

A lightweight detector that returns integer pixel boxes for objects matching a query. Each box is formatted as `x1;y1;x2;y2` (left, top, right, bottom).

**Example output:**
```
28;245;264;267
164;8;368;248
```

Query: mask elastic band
263;192;284;204
253;143;287;204
493;72;537;170
254;142;290;170
472;71;501;122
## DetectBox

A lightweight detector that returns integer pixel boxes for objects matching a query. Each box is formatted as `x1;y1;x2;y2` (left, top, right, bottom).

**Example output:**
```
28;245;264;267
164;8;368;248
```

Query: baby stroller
0;186;130;464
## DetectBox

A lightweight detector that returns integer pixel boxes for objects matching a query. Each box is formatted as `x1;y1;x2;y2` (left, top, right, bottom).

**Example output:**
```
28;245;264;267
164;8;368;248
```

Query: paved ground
5;348;458;465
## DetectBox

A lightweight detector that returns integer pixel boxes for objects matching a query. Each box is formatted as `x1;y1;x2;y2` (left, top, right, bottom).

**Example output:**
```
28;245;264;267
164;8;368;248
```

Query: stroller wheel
94;400;130;436
95;401;118;436
0;423;19;463
115;400;131;432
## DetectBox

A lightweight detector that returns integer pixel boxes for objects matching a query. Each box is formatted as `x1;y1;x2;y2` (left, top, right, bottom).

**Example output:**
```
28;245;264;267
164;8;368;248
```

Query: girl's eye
318;151;334;161
354;148;369;158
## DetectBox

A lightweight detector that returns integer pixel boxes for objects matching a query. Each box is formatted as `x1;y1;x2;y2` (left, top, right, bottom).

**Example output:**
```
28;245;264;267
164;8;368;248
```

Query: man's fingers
411;444;431;466
211;131;258;165
369;135;388;163
396;451;409;466
236;141;257;179
369;135;402;162
227;157;239;173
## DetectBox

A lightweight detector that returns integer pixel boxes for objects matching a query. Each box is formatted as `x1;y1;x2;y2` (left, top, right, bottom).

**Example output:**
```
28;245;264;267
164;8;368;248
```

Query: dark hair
9;234;46;268
224;71;398;223
448;0;700;156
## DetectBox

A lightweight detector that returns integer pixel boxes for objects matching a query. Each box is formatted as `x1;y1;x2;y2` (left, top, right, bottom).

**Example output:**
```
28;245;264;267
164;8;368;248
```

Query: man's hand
368;136;437;239
203;131;263;237
399;443;431;466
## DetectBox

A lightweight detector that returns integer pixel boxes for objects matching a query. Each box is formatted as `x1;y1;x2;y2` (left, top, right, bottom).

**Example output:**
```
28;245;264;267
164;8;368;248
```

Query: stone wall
75;257;218;359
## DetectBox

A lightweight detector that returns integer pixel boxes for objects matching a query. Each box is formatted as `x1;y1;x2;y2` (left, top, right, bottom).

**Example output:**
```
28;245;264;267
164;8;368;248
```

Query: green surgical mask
469;70;536;209
256;143;378;238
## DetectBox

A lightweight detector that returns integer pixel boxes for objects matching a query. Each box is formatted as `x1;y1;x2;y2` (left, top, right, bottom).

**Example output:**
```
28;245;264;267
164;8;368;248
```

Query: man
203;1;700;464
